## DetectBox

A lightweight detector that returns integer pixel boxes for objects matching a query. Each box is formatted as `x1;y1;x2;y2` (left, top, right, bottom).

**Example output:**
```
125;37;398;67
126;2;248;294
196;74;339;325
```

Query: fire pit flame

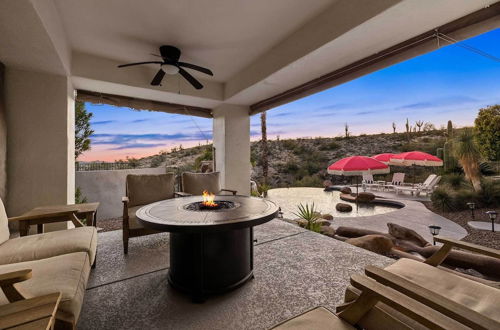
202;190;218;208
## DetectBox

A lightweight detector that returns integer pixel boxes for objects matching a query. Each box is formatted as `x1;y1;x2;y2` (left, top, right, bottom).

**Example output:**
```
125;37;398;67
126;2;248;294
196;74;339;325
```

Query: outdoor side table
136;195;279;301
18;202;100;236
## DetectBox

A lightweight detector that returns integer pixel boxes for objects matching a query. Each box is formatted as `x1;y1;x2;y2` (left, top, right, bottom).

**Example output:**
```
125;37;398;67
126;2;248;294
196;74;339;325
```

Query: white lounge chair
362;174;382;190
384;172;406;191
395;174;440;196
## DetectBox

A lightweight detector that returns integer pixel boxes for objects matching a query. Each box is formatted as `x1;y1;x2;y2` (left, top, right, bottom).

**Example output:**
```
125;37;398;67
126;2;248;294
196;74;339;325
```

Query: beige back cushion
0;198;10;244
182;172;221;195
126;173;175;207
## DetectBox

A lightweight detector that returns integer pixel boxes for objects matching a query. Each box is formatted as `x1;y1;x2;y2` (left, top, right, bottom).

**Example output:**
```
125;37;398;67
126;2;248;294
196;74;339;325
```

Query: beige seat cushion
385;258;500;322
182;172;221;195
126;173;175;207
0;198;10;244
0;252;90;322
0;226;97;266
272;307;354;330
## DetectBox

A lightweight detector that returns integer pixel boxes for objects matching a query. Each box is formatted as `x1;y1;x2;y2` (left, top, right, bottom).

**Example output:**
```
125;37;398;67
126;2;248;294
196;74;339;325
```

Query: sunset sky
80;28;500;162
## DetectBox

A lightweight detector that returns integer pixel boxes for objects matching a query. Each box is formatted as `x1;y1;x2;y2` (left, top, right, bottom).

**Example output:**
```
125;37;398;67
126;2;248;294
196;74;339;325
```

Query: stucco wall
0;63;6;202
5;68;74;220
76;167;166;220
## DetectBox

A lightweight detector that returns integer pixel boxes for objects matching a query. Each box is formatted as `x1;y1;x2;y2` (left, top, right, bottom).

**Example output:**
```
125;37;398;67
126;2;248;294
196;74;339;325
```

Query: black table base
168;227;254;301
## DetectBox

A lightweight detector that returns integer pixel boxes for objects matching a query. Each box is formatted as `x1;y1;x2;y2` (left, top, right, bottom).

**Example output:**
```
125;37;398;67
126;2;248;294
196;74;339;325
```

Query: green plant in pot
294;203;322;232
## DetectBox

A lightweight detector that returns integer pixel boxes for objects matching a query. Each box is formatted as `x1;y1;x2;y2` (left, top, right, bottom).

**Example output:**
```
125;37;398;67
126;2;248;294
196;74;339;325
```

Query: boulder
387;223;430;247
336;203;353;212
340;187;352;194
355;192;375;203
295;219;308;228
320;226;336;237
346;235;394;254
321;214;334;221
323;180;333;188
336;226;389;239
316;219;331;227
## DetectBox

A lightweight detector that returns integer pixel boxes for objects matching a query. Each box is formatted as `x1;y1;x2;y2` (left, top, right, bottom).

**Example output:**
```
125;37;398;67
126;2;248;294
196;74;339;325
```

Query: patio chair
272;272;472;329
394;174;438;196
383;172;406;190
178;172;237;196
122;173;175;254
361;174;381;191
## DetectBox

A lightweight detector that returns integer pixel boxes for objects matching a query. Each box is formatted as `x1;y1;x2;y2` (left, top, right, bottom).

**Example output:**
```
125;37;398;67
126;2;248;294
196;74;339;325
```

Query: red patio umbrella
327;156;390;195
389;151;443;184
371;153;396;165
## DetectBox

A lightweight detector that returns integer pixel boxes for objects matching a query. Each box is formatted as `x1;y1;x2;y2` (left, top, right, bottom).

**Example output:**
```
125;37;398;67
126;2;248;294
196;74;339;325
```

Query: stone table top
136;195;279;233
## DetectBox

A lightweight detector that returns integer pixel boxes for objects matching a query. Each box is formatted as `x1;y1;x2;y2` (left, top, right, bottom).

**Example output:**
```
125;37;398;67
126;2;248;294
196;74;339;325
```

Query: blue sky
81;28;500;161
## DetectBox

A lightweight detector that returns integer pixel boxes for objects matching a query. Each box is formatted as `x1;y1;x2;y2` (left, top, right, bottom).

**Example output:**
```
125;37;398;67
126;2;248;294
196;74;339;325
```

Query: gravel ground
423;202;500;250
96;217;122;232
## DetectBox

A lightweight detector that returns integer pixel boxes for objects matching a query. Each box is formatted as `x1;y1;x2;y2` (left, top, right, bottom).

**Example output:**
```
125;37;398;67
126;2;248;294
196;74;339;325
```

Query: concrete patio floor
78;220;392;330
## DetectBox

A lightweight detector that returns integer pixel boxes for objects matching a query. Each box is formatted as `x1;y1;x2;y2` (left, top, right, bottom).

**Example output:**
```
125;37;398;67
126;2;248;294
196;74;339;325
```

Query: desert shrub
431;187;454;212
282;140;298;150
282;162;299;174
478;179;500;207
441;173;467;189
294;175;322;187
194;147;213;169
451;189;478;210
319;141;341;151
479;162;496;176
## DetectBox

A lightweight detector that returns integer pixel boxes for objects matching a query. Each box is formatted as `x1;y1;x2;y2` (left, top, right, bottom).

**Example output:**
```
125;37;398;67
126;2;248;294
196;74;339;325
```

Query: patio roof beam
249;2;500;115
76;90;213;118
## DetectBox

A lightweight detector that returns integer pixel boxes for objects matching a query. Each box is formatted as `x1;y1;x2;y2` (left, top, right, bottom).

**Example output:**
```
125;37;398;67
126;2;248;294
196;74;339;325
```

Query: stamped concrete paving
79;220;392;330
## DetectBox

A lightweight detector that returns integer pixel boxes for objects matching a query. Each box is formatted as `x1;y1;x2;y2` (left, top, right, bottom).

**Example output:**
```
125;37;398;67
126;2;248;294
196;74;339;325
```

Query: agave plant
293;203;321;232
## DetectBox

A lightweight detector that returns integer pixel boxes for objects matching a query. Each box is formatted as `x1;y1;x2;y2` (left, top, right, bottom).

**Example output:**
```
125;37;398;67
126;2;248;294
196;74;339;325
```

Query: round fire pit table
136;195;279;301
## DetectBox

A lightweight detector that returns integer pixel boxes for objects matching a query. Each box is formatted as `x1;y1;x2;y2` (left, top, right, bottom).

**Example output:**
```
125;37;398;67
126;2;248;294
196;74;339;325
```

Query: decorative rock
323;180;333;188
320;226;336;237
387;223;430;247
295;219;308;228
321;214;333;221
355;192;375;203
340;187;352;194
336;203;353;212
345;235;394;254
316;219;331;227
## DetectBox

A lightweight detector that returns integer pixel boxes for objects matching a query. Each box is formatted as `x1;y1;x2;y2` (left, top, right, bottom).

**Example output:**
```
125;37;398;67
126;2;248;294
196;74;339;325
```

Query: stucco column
212;104;250;196
5;68;75;230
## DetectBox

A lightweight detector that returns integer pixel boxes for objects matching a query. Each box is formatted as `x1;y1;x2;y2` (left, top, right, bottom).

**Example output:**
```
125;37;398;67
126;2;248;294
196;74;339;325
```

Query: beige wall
213;104;250;195
0;63;6;202
76;167;166;220
5;68;75;219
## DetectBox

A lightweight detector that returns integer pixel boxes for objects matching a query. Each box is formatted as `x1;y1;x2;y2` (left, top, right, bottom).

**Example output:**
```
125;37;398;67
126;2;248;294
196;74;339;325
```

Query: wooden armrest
364;265;497;330
434;236;500;259
220;188;237;196
342;274;469;330
174;192;192;197
0;292;61;329
8;210;78;223
0;270;32;303
0;270;32;287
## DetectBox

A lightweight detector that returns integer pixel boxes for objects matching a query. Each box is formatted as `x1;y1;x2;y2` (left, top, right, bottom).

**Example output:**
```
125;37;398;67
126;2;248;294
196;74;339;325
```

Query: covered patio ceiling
0;0;499;117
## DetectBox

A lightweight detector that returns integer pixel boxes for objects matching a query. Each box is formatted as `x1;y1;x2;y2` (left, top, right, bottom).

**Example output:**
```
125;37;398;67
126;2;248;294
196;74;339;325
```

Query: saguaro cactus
443;120;457;171
405;118;411;142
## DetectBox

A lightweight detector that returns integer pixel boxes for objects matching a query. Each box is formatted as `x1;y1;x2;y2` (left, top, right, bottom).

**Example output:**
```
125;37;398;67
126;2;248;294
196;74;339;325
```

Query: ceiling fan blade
117;61;163;68
177;62;213;76
178;67;203;89
151;69;166;86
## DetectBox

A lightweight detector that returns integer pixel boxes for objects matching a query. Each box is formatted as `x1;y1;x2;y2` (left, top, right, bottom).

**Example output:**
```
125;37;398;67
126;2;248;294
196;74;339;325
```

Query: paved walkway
78;220;392;329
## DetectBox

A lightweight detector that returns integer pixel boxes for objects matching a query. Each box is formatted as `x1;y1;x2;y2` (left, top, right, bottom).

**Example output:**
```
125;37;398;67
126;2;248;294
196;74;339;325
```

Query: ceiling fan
117;45;213;90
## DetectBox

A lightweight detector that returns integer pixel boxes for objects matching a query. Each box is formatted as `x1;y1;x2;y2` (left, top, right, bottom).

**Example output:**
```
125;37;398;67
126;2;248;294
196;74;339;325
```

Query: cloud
91;120;116;125
397;95;480;110
91;132;213;150
316;103;351;111
131;119;149;123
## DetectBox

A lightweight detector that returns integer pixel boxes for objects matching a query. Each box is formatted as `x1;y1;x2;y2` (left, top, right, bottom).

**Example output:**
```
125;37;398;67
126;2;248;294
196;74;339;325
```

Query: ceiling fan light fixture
162;64;179;75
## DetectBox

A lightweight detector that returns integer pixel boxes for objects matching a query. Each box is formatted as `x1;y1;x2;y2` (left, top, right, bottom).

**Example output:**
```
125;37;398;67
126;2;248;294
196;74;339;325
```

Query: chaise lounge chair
383;172;406;191
394;174;440;196
362;174;382;191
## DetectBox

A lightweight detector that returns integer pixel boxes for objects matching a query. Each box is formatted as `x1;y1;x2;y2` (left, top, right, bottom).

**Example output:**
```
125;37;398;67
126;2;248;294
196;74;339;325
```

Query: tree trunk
260;111;268;186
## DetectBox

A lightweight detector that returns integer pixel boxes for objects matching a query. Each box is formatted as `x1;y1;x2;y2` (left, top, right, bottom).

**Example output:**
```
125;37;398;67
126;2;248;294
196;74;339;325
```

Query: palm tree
454;128;482;191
